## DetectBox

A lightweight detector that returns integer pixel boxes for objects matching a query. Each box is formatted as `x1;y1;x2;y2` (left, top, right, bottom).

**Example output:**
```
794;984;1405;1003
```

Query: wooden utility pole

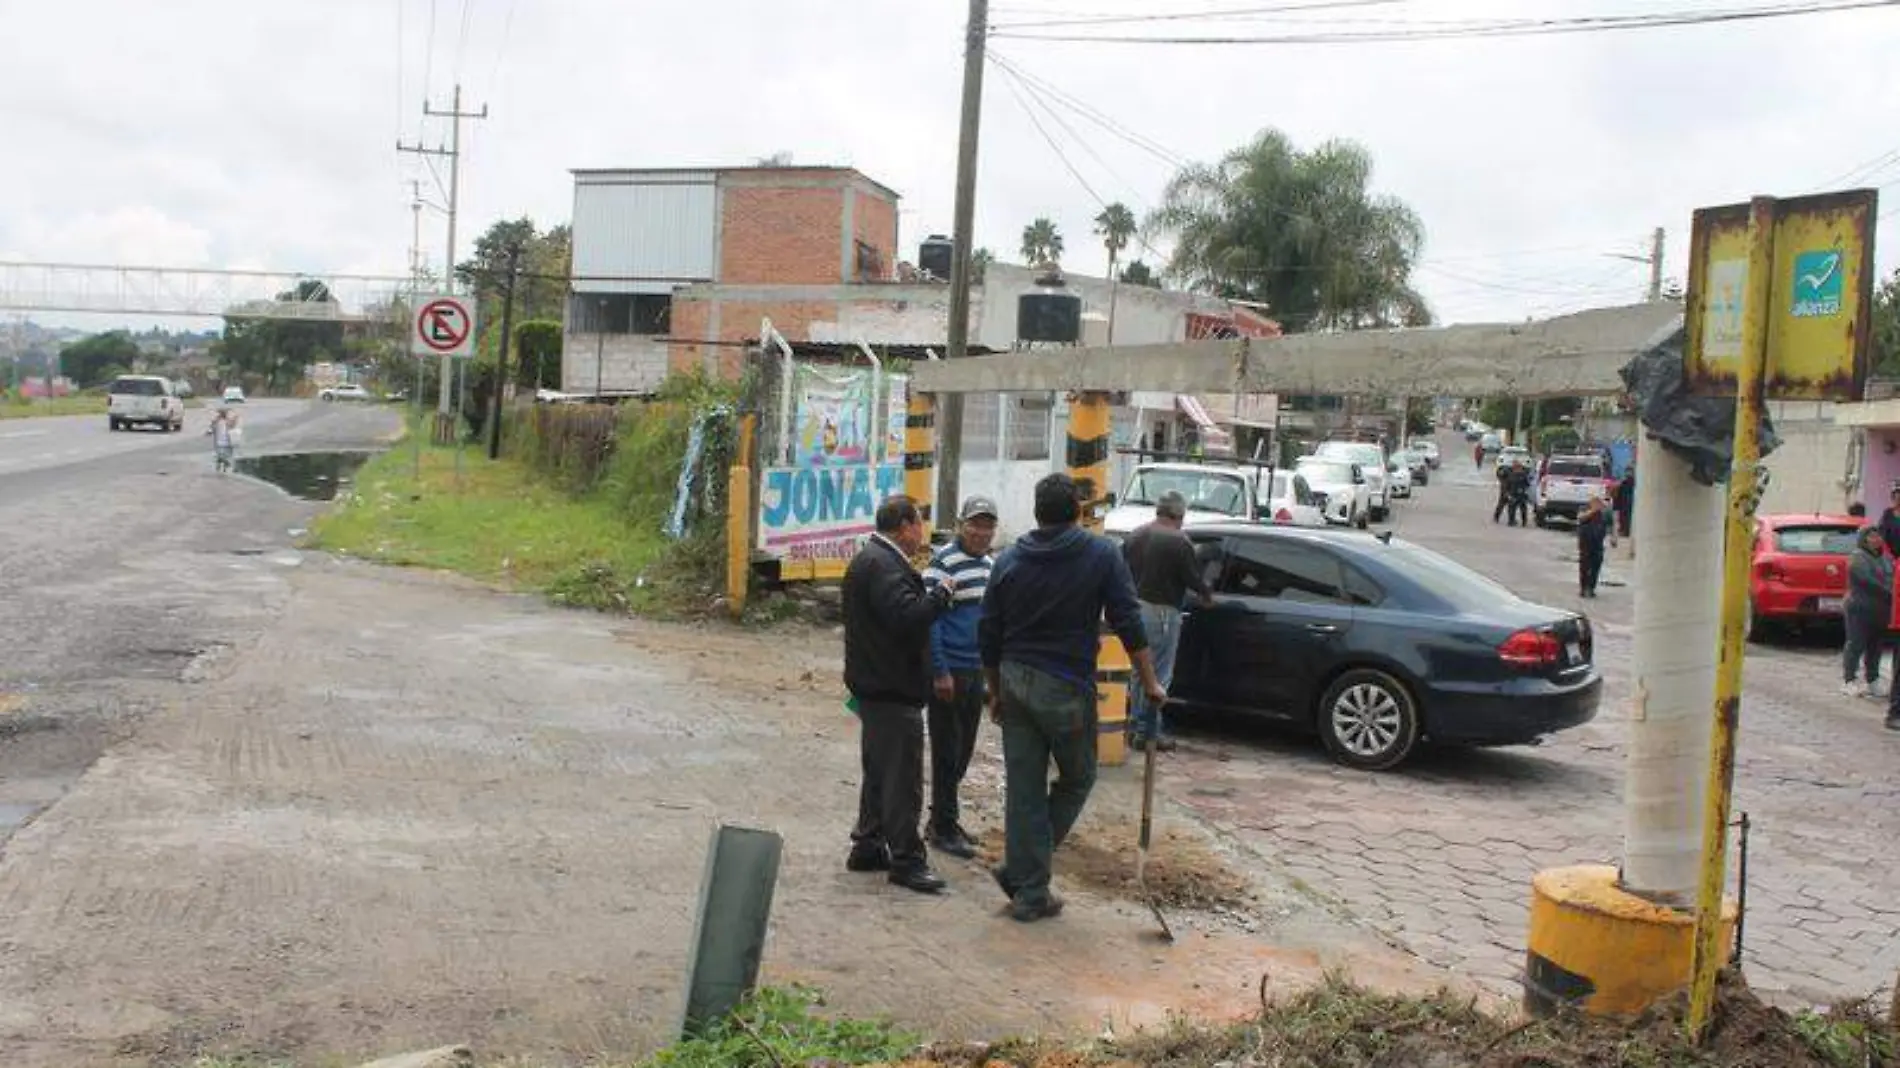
398;83;487;441
487;241;521;461
939;0;987;522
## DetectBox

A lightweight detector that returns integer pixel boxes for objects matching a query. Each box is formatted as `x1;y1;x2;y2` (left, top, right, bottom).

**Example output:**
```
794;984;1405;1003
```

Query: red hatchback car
1749;513;1863;638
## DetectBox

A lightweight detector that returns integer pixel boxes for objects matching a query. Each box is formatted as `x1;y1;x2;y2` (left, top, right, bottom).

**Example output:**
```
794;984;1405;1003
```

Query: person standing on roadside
1120;490;1214;752
1612;462;1636;539
1576;494;1616;598
980;474;1165;923
920;496;999;861
1842;525;1892;700
842;496;957;894
1877;487;1900;557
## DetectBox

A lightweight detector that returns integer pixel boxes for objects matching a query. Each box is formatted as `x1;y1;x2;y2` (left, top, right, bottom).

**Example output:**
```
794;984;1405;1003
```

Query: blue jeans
1128;602;1180;740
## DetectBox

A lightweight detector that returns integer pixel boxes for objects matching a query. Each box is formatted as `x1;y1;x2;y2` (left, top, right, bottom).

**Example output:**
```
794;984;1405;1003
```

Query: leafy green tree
213;279;345;393
970;247;994;283
1120;260;1161;289
1094;202;1136;283
1870;267;1900;377
1149;128;1429;332
514;319;563;390
59;331;143;388
1020;217;1063;268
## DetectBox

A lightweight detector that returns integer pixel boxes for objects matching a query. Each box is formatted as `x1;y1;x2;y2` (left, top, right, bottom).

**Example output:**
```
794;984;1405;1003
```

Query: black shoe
1155;736;1179;753
1885;716;1900;731
845;847;891;873
929;827;978;860
889;867;947;894
1010;894;1065;923
991;866;1018;900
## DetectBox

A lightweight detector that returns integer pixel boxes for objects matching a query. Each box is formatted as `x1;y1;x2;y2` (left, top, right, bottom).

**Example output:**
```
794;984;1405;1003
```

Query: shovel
1136;735;1176;942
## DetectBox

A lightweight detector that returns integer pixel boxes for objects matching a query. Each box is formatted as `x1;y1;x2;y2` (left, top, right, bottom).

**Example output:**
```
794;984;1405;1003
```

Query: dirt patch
876;973;1896;1068
976;822;1254;914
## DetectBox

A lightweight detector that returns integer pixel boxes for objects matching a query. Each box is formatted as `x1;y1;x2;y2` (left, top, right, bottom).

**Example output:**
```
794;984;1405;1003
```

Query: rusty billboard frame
1683;188;1877;401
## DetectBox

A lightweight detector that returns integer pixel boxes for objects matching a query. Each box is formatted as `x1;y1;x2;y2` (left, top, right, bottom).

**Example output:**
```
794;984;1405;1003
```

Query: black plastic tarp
1619;327;1779;487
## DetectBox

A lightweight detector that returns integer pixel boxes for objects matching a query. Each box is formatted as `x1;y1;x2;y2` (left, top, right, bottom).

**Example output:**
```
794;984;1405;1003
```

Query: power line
992;0;1404;31
488;0;520;93
993;0;1900;44
456;0;478;82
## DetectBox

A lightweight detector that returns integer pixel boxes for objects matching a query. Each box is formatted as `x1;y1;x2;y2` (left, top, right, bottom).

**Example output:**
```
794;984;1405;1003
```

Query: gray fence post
678;824;784;1038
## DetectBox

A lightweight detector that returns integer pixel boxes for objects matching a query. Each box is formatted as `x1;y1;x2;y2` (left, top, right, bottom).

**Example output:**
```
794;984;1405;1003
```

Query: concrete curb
352;1046;472;1068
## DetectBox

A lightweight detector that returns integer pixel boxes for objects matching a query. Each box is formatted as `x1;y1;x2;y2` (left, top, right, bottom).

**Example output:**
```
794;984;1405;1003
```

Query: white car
1103;462;1259;537
1294;456;1372;529
106;374;185;432
320;384;372;402
1257;469;1327;527
1314;440;1390;521
1407;439;1441;468
1386;460;1413;499
222;386;246;404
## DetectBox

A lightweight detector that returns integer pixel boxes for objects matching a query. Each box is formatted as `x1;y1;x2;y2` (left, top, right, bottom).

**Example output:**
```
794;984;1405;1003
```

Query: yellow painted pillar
1066;391;1127;767
904;390;937;524
1525;865;1736;1018
724;414;757;620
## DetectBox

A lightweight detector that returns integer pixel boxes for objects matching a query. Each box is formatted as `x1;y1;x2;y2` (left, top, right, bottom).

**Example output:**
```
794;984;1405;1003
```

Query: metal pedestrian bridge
0;261;415;321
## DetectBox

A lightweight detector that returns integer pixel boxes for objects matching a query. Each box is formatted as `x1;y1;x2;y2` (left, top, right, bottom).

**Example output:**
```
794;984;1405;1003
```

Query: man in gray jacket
1842;526;1891;699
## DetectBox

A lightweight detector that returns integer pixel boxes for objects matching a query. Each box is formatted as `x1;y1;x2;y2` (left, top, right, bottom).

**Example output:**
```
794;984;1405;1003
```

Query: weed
643;985;917;1068
1794;1004;1897;1068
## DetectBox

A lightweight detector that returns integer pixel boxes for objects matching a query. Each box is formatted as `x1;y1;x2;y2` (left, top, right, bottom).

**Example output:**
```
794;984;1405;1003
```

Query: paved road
0;399;402;842
1159;431;1900;1004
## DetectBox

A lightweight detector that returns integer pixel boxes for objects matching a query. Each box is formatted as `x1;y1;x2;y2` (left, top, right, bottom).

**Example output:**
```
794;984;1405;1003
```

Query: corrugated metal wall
570;173;718;293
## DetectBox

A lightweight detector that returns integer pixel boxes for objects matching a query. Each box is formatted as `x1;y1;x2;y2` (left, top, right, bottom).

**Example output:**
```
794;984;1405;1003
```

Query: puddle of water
235;451;374;501
0;803;36;835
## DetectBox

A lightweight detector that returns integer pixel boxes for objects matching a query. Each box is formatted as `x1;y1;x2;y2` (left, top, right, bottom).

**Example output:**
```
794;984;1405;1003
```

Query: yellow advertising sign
1684;189;1877;401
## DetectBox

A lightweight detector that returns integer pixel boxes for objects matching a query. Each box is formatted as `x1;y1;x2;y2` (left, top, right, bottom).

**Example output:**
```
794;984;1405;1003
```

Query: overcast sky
3;0;1898;333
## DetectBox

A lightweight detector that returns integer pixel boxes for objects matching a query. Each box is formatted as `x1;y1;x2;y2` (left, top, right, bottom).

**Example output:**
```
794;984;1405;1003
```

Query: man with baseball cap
921;495;1000;859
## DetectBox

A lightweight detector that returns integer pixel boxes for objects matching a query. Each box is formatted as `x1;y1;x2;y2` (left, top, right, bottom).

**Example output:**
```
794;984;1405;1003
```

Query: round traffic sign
416;298;472;354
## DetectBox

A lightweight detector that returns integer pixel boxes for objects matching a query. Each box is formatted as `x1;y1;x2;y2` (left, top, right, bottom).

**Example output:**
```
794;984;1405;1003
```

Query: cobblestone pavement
1159;441;1900;1004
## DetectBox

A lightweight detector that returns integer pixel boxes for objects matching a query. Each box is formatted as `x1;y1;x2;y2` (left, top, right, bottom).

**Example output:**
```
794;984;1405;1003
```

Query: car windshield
1297;459;1354;484
111;378;165;396
1317;443;1379;464
1377;543;1521;612
1547;459;1604;478
1775;524;1860;554
1121;469;1248;515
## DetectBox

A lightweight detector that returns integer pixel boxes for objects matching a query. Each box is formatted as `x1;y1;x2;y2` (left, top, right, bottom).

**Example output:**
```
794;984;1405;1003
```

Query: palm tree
1094;203;1137;343
1020;217;1064;268
1148;128;1429;332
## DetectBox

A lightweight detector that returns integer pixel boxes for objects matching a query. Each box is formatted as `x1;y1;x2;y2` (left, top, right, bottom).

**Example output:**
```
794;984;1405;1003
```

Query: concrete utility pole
939;0;988;523
1608;227;1667;302
398;83;487;434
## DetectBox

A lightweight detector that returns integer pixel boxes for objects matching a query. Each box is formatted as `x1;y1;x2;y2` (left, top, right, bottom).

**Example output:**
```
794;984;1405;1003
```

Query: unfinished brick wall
667;298;712;378
719;184;845;285
851;186;899;281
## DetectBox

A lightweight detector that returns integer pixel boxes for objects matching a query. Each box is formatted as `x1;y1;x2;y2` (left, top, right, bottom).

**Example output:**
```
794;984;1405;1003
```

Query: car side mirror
1351;465;1366;484
1102;492;1116;507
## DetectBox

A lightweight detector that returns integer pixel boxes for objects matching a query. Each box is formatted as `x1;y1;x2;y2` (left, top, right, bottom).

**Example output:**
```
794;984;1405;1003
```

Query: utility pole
488;242;521;461
1608;227;1667;302
398;83;487;439
938;0;987;523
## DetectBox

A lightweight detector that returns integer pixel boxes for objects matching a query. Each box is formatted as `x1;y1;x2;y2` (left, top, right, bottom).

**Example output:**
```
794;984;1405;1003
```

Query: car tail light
1498;628;1562;667
1274;508;1293;523
1757;560;1785;584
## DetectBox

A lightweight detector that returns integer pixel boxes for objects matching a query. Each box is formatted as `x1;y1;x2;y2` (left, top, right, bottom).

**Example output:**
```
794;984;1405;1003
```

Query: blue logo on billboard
1791;249;1843;319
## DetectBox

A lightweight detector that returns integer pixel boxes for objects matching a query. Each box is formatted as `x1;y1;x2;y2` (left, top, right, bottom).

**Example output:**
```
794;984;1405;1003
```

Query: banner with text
757;462;907;564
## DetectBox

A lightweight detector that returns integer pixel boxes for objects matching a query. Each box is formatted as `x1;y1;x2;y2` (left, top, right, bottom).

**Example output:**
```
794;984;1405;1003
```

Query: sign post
1682;188;1875;1041
411;294;477;448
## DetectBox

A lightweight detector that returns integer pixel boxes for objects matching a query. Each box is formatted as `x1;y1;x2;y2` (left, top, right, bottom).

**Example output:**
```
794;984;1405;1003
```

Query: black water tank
918;235;953;281
1018;291;1082;343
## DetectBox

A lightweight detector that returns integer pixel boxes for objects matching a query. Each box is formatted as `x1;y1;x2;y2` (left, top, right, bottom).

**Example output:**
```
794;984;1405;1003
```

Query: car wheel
107;418;119;432
1355;509;1369;530
1745;595;1766;644
1318;668;1421;771
1370;506;1388;523
1534;510;1548;528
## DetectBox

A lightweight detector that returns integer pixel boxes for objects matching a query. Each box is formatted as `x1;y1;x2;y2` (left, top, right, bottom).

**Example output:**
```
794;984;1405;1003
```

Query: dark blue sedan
1170;524;1601;770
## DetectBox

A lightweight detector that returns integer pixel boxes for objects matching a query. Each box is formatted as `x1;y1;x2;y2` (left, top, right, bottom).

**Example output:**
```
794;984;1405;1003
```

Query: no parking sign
410;294;476;359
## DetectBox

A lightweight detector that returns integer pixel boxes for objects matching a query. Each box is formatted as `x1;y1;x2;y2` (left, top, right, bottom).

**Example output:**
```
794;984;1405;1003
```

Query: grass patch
645;986;918;1068
306;435;721;618
0;393;104;419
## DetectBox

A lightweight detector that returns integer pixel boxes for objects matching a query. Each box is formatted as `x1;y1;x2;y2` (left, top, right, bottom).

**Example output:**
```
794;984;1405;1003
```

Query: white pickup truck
1533;454;1616;527
107;375;185;432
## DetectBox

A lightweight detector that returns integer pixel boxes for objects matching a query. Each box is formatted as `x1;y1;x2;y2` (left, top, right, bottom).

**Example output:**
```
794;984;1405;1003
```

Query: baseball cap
960;496;1000;520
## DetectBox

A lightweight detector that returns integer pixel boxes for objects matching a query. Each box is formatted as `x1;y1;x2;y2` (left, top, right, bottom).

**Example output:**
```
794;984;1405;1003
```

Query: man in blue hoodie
980;474;1166;922
922;495;999;860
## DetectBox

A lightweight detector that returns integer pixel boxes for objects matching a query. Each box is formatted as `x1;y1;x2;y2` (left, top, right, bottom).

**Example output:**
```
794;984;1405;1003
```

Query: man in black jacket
843;495;957;893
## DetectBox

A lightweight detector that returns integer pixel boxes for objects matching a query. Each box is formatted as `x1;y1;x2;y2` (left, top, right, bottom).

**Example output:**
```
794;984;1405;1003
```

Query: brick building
563;165;910;393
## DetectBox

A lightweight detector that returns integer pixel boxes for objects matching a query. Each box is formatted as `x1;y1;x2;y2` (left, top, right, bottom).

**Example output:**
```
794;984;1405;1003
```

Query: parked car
1408;439;1442;469
222;386;246;404
1386;459;1413;499
1170;524;1601;769
1393;448;1431;486
171;379;194;400
1104;461;1263;537
1258;469;1327;527
106;375;185;432
1749;514;1861;639
1315;440;1391;522
1533;454;1616;527
1479;432;1502;453
1466;422;1491;442
320;384;372;402
1494;445;1531;474
1293;456;1372;529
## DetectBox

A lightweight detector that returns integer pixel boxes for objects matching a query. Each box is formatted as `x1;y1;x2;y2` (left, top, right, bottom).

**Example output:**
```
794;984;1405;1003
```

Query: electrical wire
992;0;1900;44
992;0;1404;31
456;0;478;83
488;0;520;94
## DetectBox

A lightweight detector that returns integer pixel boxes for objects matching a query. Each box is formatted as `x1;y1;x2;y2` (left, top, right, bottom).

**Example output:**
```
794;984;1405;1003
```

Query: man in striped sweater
921;495;999;860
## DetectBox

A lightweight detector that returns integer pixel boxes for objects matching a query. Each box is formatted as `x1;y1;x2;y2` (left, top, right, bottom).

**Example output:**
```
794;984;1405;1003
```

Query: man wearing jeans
980;474;1166;923
1119;490;1215;751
